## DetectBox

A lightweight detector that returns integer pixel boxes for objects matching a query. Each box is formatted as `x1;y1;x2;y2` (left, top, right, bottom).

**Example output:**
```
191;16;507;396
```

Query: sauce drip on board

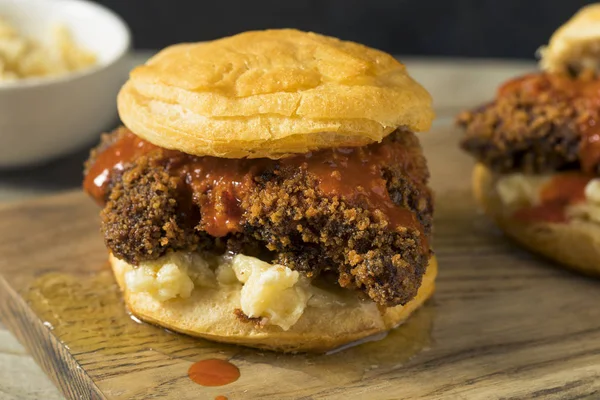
513;173;592;223
215;396;228;400
83;130;427;238
498;72;600;173
187;359;240;387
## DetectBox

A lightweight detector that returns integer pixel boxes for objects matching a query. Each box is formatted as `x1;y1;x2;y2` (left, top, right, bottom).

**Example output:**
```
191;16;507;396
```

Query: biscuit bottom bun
110;253;437;353
473;163;600;276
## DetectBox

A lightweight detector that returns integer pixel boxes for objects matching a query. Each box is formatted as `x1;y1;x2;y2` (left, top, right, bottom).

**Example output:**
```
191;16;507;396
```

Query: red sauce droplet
513;173;592;223
215;396;228;400
188;359;240;387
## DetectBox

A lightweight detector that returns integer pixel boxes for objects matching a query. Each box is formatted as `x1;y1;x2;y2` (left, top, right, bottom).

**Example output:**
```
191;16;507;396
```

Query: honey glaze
188;359;240;386
498;72;600;173
25;269;434;392
513;173;592;223
83;130;426;236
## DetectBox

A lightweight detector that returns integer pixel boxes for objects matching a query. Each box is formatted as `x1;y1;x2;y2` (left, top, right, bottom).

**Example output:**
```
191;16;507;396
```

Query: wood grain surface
1;123;600;400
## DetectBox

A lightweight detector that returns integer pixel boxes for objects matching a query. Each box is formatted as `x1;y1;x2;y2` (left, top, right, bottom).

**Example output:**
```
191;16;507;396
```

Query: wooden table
0;55;535;399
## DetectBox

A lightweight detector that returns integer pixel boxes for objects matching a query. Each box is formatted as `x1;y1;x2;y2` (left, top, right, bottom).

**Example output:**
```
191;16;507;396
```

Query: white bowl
0;0;131;167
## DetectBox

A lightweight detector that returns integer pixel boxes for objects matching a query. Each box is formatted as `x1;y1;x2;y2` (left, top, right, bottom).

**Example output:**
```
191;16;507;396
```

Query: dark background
94;0;595;59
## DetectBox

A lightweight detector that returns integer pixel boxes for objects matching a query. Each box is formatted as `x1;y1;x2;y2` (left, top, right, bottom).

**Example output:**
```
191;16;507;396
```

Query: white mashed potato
124;252;314;331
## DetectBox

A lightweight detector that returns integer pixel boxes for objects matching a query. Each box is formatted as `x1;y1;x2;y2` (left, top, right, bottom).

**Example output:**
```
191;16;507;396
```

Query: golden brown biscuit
118;29;434;159
540;4;600;74
110;254;437;353
473;163;600;276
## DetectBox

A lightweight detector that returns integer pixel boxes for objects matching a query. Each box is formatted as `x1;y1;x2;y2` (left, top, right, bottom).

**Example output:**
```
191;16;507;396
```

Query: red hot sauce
83;130;426;239
178;158;272;237
83;131;277;237
282;141;424;233
513;173;592;223
83;133;158;204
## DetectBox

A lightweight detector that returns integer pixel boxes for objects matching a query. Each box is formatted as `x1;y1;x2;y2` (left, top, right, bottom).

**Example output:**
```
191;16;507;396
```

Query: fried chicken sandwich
83;29;436;352
458;5;600;276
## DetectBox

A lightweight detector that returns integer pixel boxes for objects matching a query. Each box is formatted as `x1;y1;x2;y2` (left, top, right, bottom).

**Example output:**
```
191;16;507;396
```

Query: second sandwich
458;5;600;276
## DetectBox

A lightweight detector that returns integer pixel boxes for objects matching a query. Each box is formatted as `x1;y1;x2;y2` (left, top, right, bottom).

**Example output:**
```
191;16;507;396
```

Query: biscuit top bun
118;29;434;158
540;4;600;74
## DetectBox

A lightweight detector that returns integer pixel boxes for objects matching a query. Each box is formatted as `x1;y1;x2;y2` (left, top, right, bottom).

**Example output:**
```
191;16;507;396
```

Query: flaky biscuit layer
118;29;434;158
540;4;600;74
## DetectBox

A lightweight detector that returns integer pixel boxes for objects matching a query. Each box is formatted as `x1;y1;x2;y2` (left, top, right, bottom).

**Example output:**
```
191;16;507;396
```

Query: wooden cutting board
1;123;600;400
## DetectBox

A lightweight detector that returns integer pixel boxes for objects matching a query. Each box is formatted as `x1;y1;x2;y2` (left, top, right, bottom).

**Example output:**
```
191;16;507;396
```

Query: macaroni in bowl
0;17;96;81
